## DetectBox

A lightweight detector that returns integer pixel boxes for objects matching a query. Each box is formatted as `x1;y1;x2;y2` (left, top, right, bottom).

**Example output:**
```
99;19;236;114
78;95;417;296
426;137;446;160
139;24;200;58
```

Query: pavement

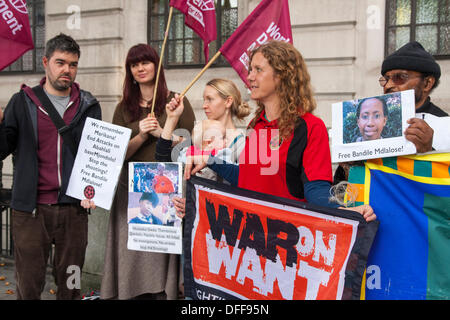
0;256;101;300
0;257;57;300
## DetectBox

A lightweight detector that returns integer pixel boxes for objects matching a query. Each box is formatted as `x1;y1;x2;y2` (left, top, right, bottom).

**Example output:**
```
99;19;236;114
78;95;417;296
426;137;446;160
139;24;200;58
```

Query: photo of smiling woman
355;97;388;142
343;93;402;144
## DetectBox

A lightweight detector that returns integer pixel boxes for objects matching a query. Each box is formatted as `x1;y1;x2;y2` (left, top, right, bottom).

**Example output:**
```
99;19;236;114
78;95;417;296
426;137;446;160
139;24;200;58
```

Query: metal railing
0;188;13;258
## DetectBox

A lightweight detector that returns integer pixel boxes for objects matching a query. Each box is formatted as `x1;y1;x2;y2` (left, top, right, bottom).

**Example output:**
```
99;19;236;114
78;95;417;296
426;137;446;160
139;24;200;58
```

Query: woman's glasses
378;73;422;87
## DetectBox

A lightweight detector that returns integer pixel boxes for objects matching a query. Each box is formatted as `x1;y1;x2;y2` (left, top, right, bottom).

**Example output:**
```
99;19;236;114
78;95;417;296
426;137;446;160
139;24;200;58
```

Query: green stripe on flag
382;157;397;170
423;193;450;300
348;165;365;184
414;160;432;177
348;165;366;207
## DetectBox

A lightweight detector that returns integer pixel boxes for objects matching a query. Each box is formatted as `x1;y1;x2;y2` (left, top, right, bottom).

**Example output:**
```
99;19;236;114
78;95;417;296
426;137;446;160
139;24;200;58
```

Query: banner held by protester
219;0;293;87
179;0;292;97
184;176;379;300
170;0;216;62
0;0;34;71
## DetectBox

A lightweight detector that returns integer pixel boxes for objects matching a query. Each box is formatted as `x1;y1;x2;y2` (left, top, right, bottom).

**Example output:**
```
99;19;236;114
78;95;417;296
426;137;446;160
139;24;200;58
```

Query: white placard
66;118;131;210
331;90;417;163
127;162;183;255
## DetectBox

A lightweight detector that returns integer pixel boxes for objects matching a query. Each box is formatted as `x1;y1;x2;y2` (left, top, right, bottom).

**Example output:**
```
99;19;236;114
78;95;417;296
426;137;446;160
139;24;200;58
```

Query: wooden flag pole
179;50;222;99
151;6;174;116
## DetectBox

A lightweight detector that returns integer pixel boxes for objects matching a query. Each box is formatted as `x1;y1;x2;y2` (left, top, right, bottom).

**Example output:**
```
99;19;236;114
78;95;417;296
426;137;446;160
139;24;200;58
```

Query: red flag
0;0;34;71
219;0;293;87
170;0;217;62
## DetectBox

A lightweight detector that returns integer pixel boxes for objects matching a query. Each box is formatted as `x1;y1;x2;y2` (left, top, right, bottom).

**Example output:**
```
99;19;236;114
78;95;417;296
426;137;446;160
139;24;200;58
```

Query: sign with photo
331;90;417;162
66;118;131;210
127;162;183;255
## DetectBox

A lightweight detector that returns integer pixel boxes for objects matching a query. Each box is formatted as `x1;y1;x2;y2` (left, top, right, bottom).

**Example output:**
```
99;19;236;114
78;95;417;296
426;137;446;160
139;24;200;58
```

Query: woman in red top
186;41;375;222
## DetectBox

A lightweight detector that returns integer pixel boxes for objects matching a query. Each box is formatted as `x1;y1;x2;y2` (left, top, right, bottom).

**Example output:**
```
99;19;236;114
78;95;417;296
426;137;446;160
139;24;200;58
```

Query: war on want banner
183;177;378;300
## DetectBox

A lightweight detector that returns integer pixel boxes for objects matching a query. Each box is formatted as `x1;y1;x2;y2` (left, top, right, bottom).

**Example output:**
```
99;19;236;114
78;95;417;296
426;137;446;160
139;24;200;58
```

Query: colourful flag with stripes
347;153;450;299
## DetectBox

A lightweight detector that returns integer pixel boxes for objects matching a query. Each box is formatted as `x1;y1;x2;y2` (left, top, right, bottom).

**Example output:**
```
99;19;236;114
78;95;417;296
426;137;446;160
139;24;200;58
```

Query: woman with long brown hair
186;41;375;221
100;44;195;300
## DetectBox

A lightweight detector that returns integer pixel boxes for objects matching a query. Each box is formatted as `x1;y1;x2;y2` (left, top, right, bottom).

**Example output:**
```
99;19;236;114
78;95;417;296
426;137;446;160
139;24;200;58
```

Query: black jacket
0;85;102;213
416;97;448;117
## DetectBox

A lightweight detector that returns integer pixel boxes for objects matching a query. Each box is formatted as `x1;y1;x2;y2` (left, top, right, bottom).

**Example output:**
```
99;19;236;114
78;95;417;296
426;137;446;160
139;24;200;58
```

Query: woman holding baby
179;40;376;222
156;78;250;165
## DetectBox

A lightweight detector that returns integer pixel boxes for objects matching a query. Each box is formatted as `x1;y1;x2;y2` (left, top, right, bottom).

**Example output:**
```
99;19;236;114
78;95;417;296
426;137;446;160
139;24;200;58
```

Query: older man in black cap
380;41;449;153
333;41;448;184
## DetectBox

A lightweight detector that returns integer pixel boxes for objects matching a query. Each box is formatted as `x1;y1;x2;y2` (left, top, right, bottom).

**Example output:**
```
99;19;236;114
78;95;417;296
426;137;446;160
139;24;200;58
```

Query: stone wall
0;0;448;285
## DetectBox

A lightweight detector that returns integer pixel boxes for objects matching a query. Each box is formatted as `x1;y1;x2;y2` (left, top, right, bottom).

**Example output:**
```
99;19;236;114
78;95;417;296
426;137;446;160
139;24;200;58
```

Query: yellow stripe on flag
360;269;367;300
403;153;450;162
366;162;450;185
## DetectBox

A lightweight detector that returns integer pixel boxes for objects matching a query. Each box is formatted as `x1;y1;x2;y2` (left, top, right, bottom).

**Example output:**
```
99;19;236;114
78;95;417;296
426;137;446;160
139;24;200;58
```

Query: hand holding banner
0;0;34;71
184;177;379;300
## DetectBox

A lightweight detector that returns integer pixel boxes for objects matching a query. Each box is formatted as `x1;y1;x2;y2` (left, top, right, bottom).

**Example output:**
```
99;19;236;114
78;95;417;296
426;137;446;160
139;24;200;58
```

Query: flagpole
179;50;222;99
151;6;174;116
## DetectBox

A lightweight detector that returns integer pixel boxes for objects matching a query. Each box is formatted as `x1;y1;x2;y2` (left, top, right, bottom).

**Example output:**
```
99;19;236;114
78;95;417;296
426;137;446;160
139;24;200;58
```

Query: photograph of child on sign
128;162;182;227
127;191;181;227
331;90;416;162
127;162;183;254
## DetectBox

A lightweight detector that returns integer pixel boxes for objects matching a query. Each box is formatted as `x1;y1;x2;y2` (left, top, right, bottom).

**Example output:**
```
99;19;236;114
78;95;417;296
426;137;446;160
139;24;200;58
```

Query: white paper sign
331;90;417;163
66;118;131;210
127;162;183;255
415;113;450;152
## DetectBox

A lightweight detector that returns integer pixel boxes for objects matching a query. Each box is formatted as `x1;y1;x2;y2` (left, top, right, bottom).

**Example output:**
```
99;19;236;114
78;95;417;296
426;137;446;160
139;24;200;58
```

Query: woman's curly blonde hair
248;41;316;139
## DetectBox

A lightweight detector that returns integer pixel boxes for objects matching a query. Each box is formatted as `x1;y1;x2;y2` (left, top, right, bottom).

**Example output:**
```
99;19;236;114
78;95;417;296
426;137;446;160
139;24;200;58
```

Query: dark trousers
11;204;88;300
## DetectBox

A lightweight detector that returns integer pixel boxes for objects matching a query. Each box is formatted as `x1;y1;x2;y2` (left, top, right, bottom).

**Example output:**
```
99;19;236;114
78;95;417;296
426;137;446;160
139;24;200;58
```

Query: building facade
0;0;448;277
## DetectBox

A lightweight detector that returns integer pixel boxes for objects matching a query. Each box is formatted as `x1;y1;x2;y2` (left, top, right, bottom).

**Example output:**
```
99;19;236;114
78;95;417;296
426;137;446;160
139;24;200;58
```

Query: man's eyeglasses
378;73;423;87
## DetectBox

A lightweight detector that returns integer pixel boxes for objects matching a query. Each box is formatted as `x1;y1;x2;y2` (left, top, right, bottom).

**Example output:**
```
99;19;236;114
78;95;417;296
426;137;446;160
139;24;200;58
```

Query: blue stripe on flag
365;169;450;300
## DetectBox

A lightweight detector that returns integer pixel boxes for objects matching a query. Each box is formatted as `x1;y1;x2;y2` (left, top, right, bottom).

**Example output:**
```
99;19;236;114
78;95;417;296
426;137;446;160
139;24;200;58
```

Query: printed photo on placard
342;92;402;144
131;162;180;194
127;162;183;255
127;192;181;228
331;90;417;163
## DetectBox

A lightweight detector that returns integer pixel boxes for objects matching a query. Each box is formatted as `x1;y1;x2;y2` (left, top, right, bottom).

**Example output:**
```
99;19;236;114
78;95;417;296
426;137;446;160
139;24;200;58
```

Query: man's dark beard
49;75;73;91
